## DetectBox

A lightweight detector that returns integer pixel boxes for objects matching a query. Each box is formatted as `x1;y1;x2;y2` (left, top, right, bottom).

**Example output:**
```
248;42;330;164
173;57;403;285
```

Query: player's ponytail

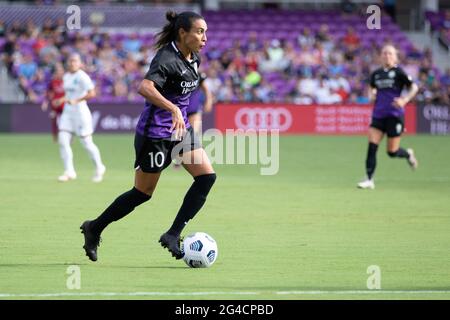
155;10;204;49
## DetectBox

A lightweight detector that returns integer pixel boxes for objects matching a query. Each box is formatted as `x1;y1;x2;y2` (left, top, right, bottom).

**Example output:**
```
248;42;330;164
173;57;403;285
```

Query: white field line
1;290;450;298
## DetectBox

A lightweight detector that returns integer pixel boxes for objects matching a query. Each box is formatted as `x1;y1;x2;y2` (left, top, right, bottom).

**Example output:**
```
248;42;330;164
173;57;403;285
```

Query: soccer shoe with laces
159;232;184;260
407;148;418;170
357;178;375;189
58;171;77;182
80;220;101;262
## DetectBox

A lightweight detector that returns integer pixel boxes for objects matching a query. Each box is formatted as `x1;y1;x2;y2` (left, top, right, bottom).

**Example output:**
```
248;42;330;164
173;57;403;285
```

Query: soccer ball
182;232;218;268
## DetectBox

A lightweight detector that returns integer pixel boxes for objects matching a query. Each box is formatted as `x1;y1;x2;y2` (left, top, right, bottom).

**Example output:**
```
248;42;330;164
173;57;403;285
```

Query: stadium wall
417;103;450;135
0;104;12;132
0;104;215;134
215;103;418;135
1;103;449;135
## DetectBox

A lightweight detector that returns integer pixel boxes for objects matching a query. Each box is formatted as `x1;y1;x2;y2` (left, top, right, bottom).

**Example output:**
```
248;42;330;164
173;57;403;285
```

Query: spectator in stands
230;48;245;73
294;73;317;105
204;68;222;99
440;68;450;86
342;26;360;48
18;53;40;102
328;56;345;76
0;20;5;37
18;53;38;82
383;0;397;22
442;9;450;29
243;68;262;90
24;19;39;39
41;18;56;37
254;79;274;103
246;31;262;52
1;10;445;106
327;72;350;94
341;0;357;15
205;45;221;61
442;84;450;104
298;28;315;48
315;24;333;51
297;44;313;67
245;50;260;72
314;76;342;104
2;33;16;75
122;33;142;53
216;78;235;103
349;86;370;104
403;57;420;81
218;49;232;69
8;20;25;37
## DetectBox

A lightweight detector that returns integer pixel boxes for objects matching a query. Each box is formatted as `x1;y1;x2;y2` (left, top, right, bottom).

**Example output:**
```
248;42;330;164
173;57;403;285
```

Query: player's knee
135;184;156;196
80;136;94;149
58;132;71;146
194;173;216;194
387;150;398;158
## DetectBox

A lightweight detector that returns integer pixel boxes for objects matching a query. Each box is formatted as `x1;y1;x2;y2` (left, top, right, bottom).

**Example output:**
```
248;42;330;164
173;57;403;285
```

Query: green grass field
0;133;449;300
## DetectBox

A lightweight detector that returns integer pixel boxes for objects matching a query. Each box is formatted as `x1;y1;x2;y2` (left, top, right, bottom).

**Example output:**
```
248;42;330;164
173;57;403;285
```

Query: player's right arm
138;53;185;140
138;79;185;140
369;71;377;103
369;88;377;102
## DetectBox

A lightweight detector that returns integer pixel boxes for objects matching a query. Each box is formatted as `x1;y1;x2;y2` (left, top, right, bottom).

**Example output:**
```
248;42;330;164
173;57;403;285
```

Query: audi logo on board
234;107;293;131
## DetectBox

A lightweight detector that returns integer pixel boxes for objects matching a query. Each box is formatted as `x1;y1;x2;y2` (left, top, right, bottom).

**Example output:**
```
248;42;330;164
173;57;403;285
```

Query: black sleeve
144;52;170;89
369;71;376;88
199;72;207;84
397;68;413;88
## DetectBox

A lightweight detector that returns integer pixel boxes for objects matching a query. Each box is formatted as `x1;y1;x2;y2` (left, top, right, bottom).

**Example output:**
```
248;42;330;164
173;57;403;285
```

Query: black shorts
370;116;404;138
134;126;202;173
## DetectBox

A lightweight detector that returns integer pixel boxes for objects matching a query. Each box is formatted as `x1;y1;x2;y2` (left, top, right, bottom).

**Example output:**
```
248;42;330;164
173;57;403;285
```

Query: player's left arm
393;70;419;108
68;89;96;106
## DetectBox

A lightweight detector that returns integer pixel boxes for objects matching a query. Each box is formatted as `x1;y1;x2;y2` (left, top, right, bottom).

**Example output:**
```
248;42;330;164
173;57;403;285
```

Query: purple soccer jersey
370;66;413;119
136;42;201;138
186;72;207;115
186;89;202;115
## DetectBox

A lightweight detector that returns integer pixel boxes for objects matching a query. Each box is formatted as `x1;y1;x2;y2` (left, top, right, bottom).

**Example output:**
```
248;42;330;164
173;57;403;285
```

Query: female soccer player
80;11;216;261
56;53;106;183
41;63;65;142
358;45;419;189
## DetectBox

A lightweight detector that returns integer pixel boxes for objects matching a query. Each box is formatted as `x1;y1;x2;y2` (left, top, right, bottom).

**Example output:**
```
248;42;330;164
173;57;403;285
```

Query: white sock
58;131;75;174
79;135;104;171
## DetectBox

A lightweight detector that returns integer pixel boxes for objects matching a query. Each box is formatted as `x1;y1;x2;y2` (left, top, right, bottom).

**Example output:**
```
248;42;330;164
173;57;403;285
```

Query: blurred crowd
201;27;450;105
438;9;450;46
0;17;449;105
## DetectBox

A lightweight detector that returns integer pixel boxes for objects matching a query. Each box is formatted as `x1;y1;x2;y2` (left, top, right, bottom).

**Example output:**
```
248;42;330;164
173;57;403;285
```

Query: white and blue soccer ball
182;232;218;268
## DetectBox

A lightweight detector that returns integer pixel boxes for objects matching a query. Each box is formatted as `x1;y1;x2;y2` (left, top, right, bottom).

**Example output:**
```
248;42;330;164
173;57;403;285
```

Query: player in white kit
56;53;106;182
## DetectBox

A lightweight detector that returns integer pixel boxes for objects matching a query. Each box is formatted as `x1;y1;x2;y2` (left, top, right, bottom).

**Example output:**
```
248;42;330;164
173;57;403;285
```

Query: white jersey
63;69;95;111
59;69;96;136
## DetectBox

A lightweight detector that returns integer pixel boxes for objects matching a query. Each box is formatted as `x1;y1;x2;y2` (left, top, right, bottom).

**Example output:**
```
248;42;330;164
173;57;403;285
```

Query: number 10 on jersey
149;151;165;168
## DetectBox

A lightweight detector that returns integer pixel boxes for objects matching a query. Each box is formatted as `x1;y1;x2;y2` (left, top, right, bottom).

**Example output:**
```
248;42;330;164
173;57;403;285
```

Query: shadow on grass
0;262;186;269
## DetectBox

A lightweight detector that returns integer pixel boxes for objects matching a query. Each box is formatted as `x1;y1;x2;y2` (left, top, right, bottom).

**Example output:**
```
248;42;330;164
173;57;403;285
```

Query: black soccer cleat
159;232;184;260
80;220;101;262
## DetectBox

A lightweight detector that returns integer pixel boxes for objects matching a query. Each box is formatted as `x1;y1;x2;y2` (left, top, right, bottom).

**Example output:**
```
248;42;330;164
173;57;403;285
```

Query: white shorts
58;105;94;137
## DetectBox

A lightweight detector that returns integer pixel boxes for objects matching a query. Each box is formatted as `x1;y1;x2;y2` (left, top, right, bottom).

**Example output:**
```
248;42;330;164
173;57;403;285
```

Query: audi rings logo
234;107;293;131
